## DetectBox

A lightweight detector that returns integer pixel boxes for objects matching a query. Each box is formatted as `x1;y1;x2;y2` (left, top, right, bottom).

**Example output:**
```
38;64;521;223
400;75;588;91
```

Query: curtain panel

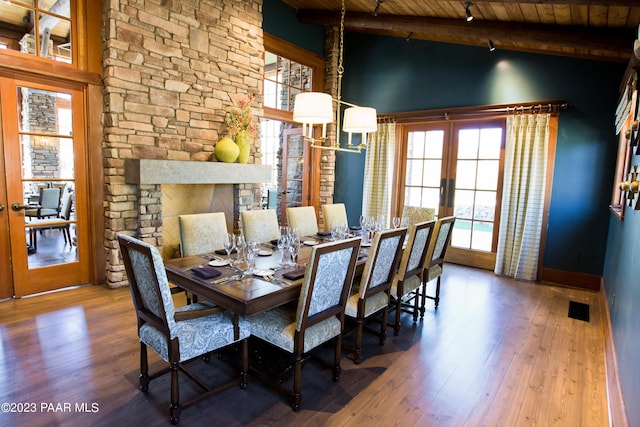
495;113;550;281
362;122;395;225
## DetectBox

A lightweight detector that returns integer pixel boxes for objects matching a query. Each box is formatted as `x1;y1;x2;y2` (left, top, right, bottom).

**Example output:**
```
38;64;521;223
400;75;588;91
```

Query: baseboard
599;279;629;427
540;267;601;291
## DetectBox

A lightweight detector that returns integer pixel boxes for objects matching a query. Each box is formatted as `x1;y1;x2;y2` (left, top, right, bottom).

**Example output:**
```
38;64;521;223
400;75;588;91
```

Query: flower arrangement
225;94;258;139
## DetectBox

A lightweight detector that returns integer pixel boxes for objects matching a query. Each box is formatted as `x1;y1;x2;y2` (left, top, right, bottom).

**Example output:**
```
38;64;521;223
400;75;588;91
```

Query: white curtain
362;121;395;224
495;113;550;281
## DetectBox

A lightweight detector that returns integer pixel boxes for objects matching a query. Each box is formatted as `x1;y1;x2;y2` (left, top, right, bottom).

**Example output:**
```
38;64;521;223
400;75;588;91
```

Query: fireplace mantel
124;159;271;185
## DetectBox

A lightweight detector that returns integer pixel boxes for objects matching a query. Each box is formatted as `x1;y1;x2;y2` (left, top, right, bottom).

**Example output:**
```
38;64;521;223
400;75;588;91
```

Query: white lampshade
293;92;333;124
343;107;377;133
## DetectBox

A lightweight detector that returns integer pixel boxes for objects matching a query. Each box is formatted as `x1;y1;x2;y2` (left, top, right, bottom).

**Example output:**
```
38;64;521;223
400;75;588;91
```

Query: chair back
117;234;176;337
59;191;74;220
241;209;280;243
402;205;435;226
396;220;436;283
178;212;228;256
295;237;360;332
286;206;319;237
40;187;62;210
427;216;456;268
322;203;348;232
358;228;406;299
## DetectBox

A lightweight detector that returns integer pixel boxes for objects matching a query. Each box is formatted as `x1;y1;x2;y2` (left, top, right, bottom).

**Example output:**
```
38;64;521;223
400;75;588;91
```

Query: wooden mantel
124;159;272;185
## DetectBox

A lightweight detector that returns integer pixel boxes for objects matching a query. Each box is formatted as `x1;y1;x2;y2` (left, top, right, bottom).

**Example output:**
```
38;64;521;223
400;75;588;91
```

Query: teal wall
337;33;624;276
262;0;324;56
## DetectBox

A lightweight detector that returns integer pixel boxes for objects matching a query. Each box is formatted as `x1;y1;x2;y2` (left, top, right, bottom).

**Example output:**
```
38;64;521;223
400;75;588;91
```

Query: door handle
447;179;455;208
11;203;31;211
0;204;4;211
439;178;447;206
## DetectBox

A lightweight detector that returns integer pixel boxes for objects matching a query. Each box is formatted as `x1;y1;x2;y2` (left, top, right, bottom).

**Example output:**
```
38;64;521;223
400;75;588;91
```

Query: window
0;0;73;63
264;52;312;112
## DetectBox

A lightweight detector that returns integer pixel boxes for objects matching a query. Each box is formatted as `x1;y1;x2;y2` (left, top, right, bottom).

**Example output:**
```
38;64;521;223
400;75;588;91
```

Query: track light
464;2;474;22
373;0;383;17
406;32;413;42
488;40;495;52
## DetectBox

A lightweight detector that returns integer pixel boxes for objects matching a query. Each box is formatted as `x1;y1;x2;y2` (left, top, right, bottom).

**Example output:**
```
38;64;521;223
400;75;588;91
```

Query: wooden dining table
164;238;369;317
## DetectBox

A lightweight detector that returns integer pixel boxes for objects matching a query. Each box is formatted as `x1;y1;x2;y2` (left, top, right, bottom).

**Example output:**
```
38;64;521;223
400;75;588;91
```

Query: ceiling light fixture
488;40;495;52
292;0;377;153
464;2;474;22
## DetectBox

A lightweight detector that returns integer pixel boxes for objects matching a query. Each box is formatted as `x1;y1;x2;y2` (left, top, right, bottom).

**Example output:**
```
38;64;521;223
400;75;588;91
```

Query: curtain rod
377;99;568;123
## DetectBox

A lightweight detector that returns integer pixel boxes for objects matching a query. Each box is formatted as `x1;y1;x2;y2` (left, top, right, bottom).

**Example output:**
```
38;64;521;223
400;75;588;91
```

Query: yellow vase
214;137;240;163
235;130;251;164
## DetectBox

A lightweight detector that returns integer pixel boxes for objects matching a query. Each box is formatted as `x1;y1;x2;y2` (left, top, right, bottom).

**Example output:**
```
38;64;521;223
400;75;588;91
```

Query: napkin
192;266;222;279
283;268;306;280
214;248;236;255
316;231;331;237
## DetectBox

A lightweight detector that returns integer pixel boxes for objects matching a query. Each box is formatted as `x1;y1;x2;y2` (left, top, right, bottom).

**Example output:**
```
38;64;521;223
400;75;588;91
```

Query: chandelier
292;0;377;153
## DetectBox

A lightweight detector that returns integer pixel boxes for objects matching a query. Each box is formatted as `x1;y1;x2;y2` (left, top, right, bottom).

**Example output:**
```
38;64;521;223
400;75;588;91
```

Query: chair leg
240;338;248;389
333;334;342;381
434;276;441;309
379;308;388;345
140;343;150;392
420;280;428;318
393;298;402;336
169;361;181;424
292;353;302;411
412;290;419;323
353;317;363;364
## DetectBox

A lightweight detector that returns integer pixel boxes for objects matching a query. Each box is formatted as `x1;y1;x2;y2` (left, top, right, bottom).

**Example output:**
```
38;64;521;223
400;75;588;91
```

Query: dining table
164;236;370;317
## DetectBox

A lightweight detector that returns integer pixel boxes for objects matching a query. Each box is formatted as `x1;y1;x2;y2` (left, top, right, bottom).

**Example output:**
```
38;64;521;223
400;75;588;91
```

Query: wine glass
223;233;234;260
392;216;401;229
289;234;300;266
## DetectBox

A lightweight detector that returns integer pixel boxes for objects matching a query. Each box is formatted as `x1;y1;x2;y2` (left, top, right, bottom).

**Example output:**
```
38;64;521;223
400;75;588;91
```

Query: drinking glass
278;233;290;266
289;235;300;266
223;233;234;260
392;216;401;228
234;234;246;264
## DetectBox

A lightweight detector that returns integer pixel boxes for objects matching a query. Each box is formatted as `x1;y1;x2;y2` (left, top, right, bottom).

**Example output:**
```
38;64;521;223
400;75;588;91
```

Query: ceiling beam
465;0;640;5
297;10;635;59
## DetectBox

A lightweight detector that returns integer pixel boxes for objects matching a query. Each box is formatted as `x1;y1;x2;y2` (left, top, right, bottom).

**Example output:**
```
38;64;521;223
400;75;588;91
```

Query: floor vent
568;301;590;322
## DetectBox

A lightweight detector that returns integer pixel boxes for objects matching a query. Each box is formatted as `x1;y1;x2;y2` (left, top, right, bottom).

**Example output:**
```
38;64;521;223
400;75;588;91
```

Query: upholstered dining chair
344;228;405;363
389;220;436;335
117;234;251;424
25;186;61;220
422;216;456;311
402;205;436;226
241;209;280;243
286;206;319;237
248;237;360;411
322;203;348;232
178;212;228;256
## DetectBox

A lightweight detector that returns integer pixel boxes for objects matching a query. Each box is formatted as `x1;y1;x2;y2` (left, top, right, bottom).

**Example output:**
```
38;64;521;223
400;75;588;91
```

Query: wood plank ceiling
281;0;640;63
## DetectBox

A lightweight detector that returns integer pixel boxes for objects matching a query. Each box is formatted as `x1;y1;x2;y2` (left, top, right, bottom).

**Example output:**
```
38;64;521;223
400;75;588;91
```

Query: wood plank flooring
0;264;608;426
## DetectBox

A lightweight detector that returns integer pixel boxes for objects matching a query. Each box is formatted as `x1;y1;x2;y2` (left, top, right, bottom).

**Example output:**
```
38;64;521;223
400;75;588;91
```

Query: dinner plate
303;240;319;246
253;269;275;277
208;258;230;267
258;249;273;256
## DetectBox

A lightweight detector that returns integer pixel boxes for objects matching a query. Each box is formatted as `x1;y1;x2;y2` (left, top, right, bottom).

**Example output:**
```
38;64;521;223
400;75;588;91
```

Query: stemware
223;232;235;260
392;216;401;229
289;234;300;266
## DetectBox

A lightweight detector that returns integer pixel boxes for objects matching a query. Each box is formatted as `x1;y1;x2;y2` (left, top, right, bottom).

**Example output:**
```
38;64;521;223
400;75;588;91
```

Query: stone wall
102;0;264;288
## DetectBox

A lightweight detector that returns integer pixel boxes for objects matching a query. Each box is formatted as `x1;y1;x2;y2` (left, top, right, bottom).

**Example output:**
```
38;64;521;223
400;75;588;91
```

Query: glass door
281;128;310;223
400;119;505;270
1;76;90;297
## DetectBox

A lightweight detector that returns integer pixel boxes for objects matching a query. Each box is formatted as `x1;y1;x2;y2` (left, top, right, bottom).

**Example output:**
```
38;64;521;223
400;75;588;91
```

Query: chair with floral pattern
402;205;436;226
117;234;251;425
422;216;456;311
389;220;436;335
248;237;361;411
286;206;319;237
321;203;348;232
344;227;406;363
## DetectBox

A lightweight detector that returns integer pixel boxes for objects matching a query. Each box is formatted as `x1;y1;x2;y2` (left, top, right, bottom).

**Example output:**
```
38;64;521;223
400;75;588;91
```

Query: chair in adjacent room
422;216;456;311
27;189;74;251
117;234;251;425
344;228;405;363
25;186;62;220
402;205;436;226
322;203;348;232
389;220;436;335
178;212;228;257
241;208;280;243
286;206;319;237
248;237;361;410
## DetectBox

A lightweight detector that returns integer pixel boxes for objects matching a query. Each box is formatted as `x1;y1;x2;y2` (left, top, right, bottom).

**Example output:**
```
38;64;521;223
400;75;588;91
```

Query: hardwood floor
0;264;608;426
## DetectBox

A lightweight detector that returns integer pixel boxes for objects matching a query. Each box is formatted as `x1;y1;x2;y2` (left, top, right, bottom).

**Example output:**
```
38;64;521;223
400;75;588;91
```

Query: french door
280;127;318;224
399;119;505;270
0;76;90;297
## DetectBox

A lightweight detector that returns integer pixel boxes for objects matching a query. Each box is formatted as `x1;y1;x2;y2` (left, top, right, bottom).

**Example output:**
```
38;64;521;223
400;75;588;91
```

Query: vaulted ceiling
281;0;640;63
